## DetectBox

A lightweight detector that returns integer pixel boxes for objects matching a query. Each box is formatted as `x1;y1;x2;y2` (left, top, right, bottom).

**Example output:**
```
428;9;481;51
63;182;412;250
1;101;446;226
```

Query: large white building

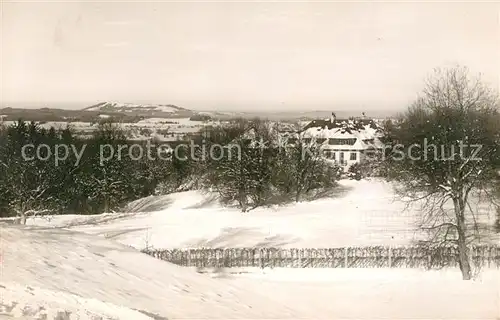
300;114;385;169
228;115;386;170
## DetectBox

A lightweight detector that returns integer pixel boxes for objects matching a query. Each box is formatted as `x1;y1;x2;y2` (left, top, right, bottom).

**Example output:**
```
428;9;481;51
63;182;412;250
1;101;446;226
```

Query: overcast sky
2;1;499;111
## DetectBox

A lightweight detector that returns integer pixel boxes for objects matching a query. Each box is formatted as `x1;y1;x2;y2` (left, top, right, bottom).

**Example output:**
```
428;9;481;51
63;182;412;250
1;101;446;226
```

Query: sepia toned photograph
1;1;499;319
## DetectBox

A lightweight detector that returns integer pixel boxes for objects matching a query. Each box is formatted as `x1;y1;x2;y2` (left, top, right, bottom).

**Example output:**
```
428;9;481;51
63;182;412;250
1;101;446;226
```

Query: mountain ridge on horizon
0;101;400;121
2;100;399;116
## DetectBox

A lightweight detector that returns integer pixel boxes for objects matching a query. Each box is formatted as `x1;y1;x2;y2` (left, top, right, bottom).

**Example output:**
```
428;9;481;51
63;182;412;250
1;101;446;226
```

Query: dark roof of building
303;118;377;131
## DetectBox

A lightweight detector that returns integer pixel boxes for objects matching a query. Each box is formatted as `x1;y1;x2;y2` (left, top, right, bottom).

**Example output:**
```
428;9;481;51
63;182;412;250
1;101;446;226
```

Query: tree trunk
456;226;471;280
104;197;110;213
16;204;27;225
453;197;472;280
239;189;247;212
495;207;500;233
19;212;27;225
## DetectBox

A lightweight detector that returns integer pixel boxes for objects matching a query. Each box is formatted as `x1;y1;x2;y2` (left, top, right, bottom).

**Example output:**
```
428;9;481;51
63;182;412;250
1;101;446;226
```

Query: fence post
388;245;392;268
146;245;500;270
469;246;474;269
488;246;491;268
344;247;348;268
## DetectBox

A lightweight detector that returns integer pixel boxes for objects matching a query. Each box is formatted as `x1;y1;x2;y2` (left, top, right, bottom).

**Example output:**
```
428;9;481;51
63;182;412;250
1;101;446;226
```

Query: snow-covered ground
212;267;500;319
3;179;499;319
24;179;498;250
2;226;499;319
0;227;305;319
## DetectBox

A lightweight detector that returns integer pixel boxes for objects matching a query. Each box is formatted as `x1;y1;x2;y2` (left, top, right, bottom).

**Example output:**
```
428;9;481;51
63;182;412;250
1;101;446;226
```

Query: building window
350;152;357;160
329;138;357;145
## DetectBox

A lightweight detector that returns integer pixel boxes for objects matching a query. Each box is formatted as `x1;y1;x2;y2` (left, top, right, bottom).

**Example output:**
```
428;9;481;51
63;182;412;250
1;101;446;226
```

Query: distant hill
0;107;103;123
84;101;189;113
82;101;242;120
0;102;199;123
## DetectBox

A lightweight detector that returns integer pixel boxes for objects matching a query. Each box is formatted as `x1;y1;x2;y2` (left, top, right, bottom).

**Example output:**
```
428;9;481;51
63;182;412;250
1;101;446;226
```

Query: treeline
202;119;341;211
0;118;340;221
0;120;168;221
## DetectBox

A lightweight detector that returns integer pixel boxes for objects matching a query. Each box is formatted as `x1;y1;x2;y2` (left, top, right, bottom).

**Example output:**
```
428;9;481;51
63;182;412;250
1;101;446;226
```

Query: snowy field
23;179;498;250
2;118;219;136
210;267;500;319
1;226;499;319
0;227;305;319
2;179;499;319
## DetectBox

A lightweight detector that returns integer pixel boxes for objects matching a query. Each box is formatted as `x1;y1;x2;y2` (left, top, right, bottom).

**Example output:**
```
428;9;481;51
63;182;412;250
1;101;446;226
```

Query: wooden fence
142;245;500;269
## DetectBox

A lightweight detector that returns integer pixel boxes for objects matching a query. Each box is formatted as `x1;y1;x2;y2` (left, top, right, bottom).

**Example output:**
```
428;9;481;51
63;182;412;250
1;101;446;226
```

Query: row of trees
0;121;170;222
0;118;340;221
203;120;340;211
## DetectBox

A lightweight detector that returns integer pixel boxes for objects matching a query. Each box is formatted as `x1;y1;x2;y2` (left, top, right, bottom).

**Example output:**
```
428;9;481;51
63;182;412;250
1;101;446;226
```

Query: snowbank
0;226;306;319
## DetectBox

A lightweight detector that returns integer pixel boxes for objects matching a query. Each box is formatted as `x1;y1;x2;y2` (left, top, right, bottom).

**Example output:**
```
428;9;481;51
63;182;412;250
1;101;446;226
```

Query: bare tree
206;118;272;212
272;122;340;202
385;66;500;280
